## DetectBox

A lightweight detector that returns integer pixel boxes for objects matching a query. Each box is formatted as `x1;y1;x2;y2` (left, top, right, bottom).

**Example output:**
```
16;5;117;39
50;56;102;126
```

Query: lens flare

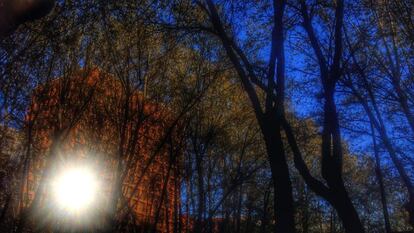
52;166;98;214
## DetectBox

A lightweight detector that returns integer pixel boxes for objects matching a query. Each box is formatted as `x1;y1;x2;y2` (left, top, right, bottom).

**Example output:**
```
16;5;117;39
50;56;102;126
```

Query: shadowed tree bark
201;0;295;232
370;121;392;233
279;1;365;232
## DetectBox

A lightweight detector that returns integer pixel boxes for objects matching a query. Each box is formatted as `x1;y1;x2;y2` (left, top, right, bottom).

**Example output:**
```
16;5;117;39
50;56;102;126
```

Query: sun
52;166;99;214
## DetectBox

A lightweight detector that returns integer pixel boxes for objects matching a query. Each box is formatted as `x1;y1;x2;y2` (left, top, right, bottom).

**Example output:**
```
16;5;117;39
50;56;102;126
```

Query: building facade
23;69;182;232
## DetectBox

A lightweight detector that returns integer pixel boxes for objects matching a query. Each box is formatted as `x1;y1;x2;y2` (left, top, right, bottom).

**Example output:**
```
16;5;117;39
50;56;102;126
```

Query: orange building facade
23;69;182;232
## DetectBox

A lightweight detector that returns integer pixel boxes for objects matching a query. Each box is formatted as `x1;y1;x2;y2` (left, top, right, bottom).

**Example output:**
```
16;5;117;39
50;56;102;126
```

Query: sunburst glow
52;166;99;214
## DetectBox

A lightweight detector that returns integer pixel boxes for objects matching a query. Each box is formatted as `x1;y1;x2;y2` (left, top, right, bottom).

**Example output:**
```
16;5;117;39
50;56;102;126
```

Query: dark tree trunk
356;84;414;227
370;123;392;233
263;114;295;233
322;95;364;233
345;36;414;229
295;1;365;232
203;1;296;232
260;183;271;233
329;184;364;233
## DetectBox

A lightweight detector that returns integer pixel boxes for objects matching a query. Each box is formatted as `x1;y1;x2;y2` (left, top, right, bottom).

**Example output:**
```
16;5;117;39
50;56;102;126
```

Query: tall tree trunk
260;183;271;233
322;94;364;233
370;122;392;233
263;114;295;233
296;1;365;231
203;1;296;232
353;81;414;227
345;33;414;228
329;184;364;233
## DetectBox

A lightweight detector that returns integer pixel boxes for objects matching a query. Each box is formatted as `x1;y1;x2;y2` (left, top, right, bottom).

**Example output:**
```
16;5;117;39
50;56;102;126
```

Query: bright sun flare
52;167;98;214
